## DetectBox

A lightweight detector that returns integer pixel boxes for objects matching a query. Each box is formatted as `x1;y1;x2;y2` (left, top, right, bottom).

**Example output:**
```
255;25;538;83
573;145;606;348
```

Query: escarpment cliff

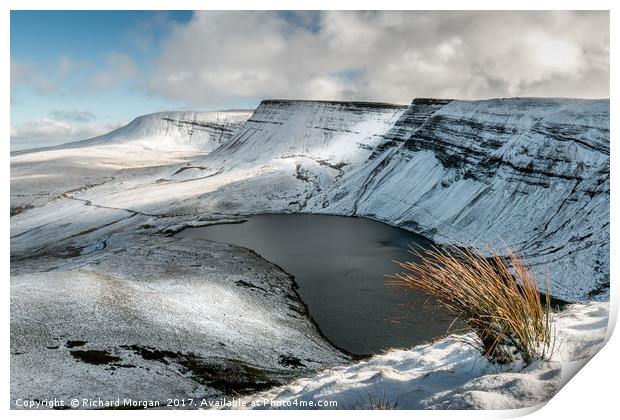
182;97;609;301
11;98;610;302
312;98;609;301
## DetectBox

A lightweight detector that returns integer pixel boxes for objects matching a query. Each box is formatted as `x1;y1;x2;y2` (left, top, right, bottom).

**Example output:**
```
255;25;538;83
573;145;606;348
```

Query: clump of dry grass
366;392;398;410
390;244;553;365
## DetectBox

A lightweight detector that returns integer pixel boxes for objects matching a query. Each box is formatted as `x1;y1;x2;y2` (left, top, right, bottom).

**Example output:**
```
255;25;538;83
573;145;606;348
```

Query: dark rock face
370;98;454;159
159;116;245;145
402;99;609;180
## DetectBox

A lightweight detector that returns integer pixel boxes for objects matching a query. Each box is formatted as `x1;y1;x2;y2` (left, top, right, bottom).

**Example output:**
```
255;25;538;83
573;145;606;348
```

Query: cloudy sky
10;10;609;150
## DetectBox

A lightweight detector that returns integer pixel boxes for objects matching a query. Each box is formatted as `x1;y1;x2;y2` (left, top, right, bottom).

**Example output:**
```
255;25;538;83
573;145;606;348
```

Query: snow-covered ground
10;110;252;211
11;234;348;408
232;302;609;410
10;98;610;409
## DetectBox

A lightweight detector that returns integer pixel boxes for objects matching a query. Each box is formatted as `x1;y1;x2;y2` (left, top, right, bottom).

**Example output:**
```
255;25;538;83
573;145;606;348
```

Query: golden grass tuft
390;244;553;365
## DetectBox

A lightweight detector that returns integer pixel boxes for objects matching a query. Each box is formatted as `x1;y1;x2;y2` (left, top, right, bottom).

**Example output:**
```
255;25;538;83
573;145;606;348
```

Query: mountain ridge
10;97;610;302
11;109;254;156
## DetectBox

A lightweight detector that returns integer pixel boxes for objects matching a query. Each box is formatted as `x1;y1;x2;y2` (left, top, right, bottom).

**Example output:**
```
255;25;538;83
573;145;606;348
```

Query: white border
3;1;616;419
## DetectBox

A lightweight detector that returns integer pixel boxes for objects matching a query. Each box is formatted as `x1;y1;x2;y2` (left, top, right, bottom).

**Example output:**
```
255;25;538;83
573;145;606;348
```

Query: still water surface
176;214;457;355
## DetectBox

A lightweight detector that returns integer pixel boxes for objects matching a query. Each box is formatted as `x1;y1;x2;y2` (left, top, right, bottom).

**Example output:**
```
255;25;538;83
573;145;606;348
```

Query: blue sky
11;11;196;149
10;11;609;150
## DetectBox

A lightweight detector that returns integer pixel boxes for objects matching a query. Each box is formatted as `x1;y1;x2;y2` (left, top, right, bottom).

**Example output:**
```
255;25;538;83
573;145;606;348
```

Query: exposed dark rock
66;340;87;348
70;350;122;365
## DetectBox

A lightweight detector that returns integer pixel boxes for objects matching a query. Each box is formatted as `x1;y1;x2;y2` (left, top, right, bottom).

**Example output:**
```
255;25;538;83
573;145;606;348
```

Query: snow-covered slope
9;97;610;408
311;98;610;301
10;110;253;211
172;100;407;183
64;110;253;153
11;233;348;407
232;302;608;410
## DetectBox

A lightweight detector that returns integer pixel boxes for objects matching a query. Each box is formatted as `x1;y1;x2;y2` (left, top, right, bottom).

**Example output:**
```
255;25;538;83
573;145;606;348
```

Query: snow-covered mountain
10;110;253;211
311;98;610;301
66;110;253;152
167;98;609;301
10;98;609;303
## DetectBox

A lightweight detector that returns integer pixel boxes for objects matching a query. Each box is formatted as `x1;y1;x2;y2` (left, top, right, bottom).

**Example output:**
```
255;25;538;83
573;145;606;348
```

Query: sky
10;10;610;150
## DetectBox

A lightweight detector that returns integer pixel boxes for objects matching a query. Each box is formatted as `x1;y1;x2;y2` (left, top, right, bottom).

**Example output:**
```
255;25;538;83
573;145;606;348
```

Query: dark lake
175;214;457;355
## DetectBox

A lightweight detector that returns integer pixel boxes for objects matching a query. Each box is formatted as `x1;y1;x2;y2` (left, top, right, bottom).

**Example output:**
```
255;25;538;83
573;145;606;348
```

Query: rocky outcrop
369;98;454;159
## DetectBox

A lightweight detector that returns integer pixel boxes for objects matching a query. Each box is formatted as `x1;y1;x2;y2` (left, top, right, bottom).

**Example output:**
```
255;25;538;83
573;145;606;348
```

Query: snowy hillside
172;100;407;184
168;98;609;301
11;233;348;407
232;302;608;410
10;110;252;211
60;110;253;153
311;98;610;301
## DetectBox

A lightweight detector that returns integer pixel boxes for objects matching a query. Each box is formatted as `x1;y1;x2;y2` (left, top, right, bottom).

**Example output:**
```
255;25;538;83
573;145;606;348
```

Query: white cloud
49;110;97;122
88;51;138;91
126;12;181;53
57;55;77;78
11;56;90;97
149;11;609;106
12;51;138;98
10;117;122;149
11;58;62;96
10;59;35;84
